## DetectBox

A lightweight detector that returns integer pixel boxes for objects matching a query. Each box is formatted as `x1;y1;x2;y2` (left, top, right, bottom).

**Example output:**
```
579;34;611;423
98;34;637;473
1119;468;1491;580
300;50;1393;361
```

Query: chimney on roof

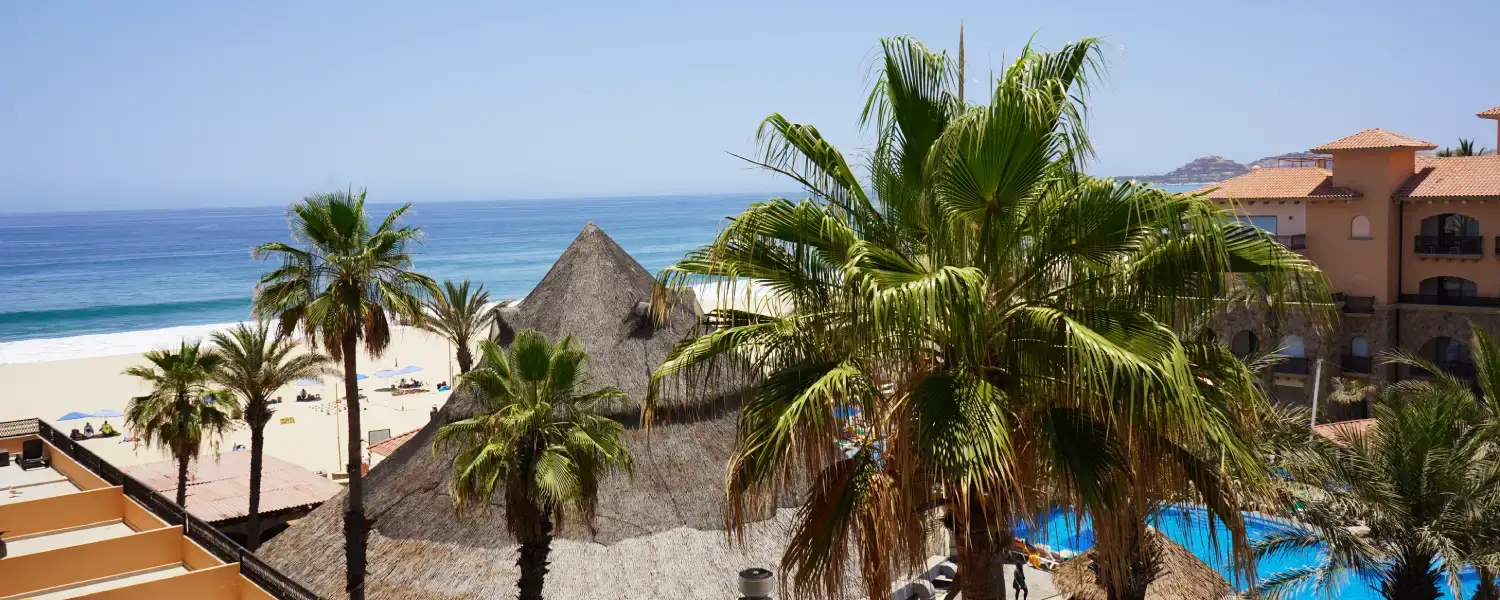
1315;158;1329;169
1479;105;1500;150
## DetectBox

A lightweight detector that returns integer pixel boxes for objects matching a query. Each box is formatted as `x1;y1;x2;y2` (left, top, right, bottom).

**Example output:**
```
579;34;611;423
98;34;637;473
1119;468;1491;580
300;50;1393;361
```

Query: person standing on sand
1013;563;1028;600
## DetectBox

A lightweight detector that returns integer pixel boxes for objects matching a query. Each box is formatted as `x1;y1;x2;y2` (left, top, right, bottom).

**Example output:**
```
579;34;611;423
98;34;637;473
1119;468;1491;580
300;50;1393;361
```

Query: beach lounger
18;439;48;471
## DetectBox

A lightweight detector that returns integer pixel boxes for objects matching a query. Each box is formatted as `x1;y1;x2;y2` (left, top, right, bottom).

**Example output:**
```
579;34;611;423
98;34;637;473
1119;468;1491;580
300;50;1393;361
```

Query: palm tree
252;189;436;600
647;36;1328;600
123;340;239;507
1437;138;1489;157
417;279;494;375
210;321;331;550
1256;388;1500;600
433;333;632;600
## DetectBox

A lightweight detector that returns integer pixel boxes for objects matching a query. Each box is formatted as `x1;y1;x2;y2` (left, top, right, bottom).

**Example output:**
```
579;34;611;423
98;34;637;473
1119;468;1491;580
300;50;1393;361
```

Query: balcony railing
0;418;324;600
1274;356;1310;375
1398;293;1500;307
1341;295;1375;315
1414;235;1483;256
1275;234;1307;251
1411;361;1478;380
1341;355;1372;374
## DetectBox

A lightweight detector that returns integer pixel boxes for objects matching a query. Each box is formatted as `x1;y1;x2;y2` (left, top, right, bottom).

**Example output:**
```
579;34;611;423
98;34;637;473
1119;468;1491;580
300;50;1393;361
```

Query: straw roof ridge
1052;530;1233;600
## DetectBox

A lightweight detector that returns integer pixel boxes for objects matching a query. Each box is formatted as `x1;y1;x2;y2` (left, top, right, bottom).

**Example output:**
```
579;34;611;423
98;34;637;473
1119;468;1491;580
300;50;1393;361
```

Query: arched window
1350;336;1369;357
1231;331;1258;356
1350;215;1371;238
1419;276;1478;299
1278;334;1305;358
1421;213;1480;237
1419;337;1473;377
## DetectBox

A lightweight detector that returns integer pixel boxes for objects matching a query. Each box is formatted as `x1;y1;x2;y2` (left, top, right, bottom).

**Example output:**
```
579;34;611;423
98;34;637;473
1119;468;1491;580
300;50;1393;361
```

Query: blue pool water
1014;506;1478;600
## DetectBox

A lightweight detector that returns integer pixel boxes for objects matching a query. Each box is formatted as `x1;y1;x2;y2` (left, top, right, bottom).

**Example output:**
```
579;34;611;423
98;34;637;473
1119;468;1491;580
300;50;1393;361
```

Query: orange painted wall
0;435;32;454
182;537;227;569
0;527;184;597
1304;150;1420;303
1400;202;1500;296
0;486;122;537
1221;201;1308;235
46;442;110;490
122;496;169;531
71;564;243;600
240;577;280;600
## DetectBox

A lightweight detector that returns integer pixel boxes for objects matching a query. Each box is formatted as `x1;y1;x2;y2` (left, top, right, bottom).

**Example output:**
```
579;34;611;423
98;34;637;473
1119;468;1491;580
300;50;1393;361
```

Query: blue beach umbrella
91;409;122;418
833;405;861;420
396;365;423;375
374;369;400;379
294;378;322;387
58;411;90;421
340;373;369;382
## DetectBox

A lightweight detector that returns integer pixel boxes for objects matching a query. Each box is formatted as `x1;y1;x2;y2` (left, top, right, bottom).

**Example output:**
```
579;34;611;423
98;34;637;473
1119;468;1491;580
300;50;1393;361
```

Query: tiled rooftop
1194;168;1360;200
1396;156;1500;199
125;453;341;524
368;427;420;458
1479;105;1500;119
1310;128;1438;152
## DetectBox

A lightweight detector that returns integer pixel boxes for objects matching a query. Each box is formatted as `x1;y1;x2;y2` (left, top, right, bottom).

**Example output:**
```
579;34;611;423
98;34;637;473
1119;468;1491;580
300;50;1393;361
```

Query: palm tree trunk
516;511;554;600
175;453;190;507
1381;550;1441;600
341;333;369;600
953;519;1008;600
456;342;474;375
245;400;268;551
1472;568;1497;600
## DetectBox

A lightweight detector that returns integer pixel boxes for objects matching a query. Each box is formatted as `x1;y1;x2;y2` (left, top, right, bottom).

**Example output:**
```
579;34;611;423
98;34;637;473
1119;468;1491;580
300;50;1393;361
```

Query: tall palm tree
210;321;331;550
417;279;494;374
647;36;1328;600
1256;388;1500;600
252;189;436;600
433;333;633;600
123;340;239;507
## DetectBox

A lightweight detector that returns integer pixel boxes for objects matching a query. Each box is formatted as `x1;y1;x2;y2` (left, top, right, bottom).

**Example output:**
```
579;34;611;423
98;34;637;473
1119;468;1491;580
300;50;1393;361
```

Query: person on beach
100;421;116;436
1013;563;1028;600
83;422;94;437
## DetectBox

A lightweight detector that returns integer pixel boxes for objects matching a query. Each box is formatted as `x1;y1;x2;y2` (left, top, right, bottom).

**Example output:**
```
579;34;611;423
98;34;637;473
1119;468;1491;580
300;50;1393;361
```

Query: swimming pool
1012;506;1478;600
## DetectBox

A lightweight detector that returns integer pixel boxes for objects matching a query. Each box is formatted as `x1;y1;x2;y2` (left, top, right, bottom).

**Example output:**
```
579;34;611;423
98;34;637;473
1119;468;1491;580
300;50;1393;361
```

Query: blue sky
2;1;1498;212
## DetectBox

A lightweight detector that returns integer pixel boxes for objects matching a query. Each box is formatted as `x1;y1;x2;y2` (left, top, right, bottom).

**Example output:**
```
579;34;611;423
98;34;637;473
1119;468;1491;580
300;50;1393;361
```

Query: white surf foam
0;321;249;365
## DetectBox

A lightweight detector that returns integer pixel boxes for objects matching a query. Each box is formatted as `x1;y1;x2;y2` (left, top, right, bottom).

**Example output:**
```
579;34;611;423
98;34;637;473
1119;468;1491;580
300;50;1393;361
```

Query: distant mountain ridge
1119;152;1330;185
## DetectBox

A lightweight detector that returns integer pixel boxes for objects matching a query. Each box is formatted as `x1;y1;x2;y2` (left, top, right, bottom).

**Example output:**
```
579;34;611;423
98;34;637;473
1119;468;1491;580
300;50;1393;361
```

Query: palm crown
418;279;495;374
210;321;331;427
123;340;239;506
648;36;1329;600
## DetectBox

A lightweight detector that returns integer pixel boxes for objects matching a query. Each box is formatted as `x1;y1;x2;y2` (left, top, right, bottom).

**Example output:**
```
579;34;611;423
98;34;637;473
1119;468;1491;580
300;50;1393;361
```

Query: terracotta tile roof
1395;156;1500;199
1478;105;1500;119
1310;128;1438;152
1314;418;1374;442
369;427;420;457
124;452;342;523
1194;167;1360;200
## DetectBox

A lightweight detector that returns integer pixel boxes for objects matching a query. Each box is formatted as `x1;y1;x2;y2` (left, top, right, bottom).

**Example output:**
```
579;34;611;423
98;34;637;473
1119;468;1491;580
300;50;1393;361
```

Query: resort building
1202;105;1500;416
0;419;319;600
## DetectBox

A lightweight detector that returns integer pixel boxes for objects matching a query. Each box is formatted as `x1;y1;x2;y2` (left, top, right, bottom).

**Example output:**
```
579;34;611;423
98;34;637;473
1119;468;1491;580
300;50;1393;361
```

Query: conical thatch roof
258;223;789;600
1052;531;1234;600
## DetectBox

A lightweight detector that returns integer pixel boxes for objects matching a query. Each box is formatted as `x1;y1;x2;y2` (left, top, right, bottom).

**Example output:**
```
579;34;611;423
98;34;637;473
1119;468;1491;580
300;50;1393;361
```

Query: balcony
1274;356;1310;375
1411;360;1477;380
1275;234;1306;251
1398;293;1500;307
1414;235;1483;256
1341;295;1375;315
1341;355;1372;374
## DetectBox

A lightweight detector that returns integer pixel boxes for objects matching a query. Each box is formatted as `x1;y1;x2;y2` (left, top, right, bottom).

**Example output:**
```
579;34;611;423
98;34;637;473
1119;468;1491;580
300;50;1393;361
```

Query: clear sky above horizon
3;1;1498;212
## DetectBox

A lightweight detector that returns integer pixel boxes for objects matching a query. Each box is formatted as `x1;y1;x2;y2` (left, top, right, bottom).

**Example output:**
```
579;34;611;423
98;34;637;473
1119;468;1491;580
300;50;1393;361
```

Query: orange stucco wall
1400;202;1500;296
1302;149;1421;303
0;435;31;454
0;486;123;537
46;443;111;490
1221;201;1308;235
0;526;184;597
122;496;169;531
240;577;279;600
182;536;227;570
71;564;243;600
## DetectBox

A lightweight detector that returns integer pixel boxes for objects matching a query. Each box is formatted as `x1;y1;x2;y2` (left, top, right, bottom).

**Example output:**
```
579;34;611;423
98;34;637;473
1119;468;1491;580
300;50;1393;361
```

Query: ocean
0;194;768;363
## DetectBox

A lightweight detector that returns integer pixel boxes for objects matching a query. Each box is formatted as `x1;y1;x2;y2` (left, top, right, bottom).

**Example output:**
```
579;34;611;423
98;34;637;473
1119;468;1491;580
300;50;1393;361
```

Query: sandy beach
0;325;461;476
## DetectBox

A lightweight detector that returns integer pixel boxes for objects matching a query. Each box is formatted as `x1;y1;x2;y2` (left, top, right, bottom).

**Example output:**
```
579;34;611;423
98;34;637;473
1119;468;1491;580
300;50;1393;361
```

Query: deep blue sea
0;194;768;362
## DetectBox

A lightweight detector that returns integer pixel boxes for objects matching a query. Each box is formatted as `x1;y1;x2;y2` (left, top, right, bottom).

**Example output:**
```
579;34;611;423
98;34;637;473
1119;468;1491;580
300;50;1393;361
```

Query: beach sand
0;326;461;476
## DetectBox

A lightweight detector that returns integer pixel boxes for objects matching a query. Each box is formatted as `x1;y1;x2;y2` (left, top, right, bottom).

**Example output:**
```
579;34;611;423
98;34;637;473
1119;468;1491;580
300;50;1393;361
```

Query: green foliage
417;280;495;373
122;340;239;504
648;34;1330;600
210;320;332;426
1436;138;1488;157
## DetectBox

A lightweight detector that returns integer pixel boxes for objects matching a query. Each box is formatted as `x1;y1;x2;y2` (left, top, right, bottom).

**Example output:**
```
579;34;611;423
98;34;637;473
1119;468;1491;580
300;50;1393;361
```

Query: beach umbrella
833;405;861;420
294;378;322;387
374;369;400;379
90;409;122;418
58;411;90;421
340;373;369;382
396;365;423;375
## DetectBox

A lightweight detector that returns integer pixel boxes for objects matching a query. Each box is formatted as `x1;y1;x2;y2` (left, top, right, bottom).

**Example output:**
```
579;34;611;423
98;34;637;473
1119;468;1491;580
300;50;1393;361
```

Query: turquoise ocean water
0;194;767;362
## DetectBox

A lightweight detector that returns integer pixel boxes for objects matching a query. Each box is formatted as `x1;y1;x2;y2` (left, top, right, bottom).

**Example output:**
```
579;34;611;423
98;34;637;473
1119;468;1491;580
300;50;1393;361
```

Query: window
1349;336;1369;357
1278;334;1305;358
1350;215;1371;238
1231;331;1258;356
1420;213;1479;237
1245;215;1278;235
1421;336;1472;364
1419;276;1478;298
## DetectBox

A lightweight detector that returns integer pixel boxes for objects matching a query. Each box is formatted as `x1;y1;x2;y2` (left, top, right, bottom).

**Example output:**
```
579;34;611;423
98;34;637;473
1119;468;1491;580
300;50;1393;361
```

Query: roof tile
1396;156;1500;199
1194;168;1360;200
369;428;420;457
1310;128;1438;152
124;452;342;523
1478;105;1500;119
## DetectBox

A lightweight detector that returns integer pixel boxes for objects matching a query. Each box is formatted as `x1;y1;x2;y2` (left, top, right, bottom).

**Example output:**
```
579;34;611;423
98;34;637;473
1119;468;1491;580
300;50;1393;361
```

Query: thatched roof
259;223;790;600
1052;531;1234;600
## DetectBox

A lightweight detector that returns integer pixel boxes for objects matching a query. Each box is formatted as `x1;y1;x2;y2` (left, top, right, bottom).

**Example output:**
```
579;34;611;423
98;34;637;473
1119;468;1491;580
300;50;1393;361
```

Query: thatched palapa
258;223;795;600
1052;531;1234;600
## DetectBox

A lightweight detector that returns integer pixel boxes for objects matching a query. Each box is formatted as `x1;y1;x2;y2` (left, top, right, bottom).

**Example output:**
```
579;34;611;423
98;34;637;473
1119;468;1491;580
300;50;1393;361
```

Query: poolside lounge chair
17;439;48;471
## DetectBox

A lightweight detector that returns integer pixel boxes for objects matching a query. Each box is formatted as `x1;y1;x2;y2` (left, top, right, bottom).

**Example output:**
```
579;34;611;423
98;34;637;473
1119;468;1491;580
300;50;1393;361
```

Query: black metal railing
1274;356;1310;375
1414;235;1484;256
1275;234;1307;251
1397;293;1500;307
1341;295;1375;315
1341;355;1372;374
1410;361;1478;380
0;418;322;600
